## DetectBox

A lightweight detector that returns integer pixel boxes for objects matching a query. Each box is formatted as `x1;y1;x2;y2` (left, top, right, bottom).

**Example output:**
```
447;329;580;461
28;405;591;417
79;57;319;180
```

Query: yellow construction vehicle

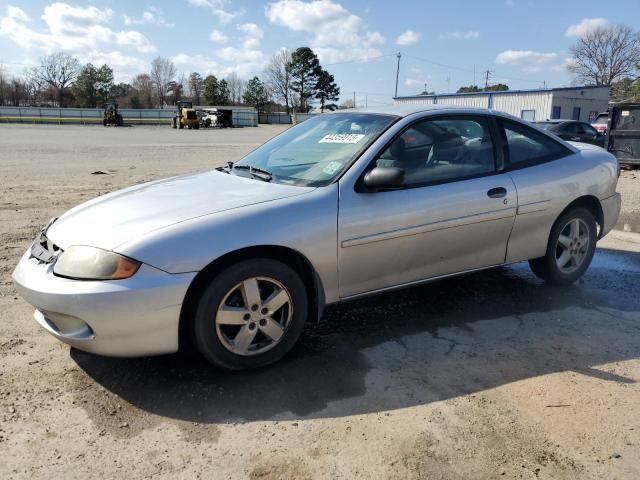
172;101;199;129
103;103;123;126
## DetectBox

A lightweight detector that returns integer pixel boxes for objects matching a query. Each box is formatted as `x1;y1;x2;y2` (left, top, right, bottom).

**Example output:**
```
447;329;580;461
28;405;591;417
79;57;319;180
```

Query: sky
0;0;639;106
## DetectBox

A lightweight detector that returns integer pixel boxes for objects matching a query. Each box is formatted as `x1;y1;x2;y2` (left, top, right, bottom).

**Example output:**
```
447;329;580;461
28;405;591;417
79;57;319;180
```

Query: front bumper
12;249;196;357
600;192;622;239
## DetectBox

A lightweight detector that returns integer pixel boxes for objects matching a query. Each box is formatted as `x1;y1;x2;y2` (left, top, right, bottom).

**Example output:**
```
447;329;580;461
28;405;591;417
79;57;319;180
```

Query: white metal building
394;86;610;123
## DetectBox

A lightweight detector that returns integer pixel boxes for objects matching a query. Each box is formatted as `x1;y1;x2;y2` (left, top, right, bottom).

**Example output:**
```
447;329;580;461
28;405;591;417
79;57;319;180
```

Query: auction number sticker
319;134;365;144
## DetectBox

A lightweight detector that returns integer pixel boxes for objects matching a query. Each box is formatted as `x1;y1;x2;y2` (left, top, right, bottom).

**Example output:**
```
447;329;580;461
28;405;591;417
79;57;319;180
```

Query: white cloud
7;5;30;22
265;0;384;63
0;3;155;55
505;0;515;7
187;0;240;24
396;29;420;45
565;18;609;38
209;29;228;43
0;3;155;82
173;53;220;74
213;22;265;76
440;30;480;40
495;49;560;72
123;7;174;28
237;22;264;40
405;78;431;87
85;51;147;80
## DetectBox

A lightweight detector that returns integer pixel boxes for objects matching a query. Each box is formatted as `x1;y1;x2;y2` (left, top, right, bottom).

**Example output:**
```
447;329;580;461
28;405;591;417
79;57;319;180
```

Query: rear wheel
191;259;308;370
529;207;597;284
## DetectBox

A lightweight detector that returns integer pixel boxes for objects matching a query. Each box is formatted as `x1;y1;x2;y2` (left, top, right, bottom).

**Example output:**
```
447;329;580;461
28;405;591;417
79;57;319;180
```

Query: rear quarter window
501;119;571;169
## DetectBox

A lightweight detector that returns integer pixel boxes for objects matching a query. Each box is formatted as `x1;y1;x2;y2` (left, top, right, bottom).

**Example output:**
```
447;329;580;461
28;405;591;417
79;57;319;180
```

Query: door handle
487;187;507;198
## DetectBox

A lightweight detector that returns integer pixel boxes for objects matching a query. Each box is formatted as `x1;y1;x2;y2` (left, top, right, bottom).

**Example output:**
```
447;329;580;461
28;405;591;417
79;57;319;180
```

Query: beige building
394;86;610;123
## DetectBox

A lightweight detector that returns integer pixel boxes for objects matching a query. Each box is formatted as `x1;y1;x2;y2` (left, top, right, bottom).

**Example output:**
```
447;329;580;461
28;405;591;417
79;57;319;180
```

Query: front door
337;115;517;298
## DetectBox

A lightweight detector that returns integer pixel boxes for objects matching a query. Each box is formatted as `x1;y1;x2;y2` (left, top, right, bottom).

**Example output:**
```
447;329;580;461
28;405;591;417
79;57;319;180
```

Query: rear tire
529;207;597;285
191;258;308;370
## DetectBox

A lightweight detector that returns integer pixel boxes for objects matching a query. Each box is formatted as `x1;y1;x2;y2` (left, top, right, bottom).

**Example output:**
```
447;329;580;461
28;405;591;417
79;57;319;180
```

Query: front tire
191;259;308;370
529;207;597;285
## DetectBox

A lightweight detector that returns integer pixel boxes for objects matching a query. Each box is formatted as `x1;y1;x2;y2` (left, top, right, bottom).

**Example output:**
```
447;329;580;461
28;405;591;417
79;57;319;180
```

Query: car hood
46;170;314;251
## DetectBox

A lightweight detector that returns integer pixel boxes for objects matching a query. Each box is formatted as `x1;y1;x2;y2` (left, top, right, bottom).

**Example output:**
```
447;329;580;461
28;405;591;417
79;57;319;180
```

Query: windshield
233;113;398;186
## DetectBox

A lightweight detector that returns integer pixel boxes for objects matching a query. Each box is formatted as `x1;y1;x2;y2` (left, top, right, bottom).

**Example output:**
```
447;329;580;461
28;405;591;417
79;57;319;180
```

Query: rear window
535;122;557;131
593;114;608;125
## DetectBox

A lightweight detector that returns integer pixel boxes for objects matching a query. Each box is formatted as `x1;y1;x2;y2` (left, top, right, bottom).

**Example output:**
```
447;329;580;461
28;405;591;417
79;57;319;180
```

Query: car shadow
71;247;640;424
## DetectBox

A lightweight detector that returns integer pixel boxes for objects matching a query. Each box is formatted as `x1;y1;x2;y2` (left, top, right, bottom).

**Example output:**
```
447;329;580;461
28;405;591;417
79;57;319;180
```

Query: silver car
13;106;621;370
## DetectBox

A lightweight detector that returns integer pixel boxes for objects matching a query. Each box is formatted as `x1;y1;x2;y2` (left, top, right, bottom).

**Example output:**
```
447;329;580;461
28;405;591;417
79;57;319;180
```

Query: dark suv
534;120;604;147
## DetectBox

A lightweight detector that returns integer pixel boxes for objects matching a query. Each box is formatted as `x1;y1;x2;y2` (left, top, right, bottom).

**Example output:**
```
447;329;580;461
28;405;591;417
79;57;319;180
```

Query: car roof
332;104;494;118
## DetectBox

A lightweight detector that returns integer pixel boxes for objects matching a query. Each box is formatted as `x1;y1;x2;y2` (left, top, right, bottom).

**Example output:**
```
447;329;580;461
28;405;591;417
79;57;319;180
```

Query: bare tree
150;56;176;108
167;73;186;105
24;68;43;106
226;72;247;105
265;49;292;113
188;72;204;104
132;73;154;108
0;64;8;106
568;25;640;85
35;52;80;106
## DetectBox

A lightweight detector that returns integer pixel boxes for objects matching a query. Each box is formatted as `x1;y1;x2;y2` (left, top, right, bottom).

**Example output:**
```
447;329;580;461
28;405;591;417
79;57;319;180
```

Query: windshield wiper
216;161;234;173
233;165;273;182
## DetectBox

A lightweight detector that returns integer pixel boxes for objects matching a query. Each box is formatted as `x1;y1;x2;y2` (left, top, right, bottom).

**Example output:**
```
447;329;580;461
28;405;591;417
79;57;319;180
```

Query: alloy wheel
215;277;293;356
555;218;590;274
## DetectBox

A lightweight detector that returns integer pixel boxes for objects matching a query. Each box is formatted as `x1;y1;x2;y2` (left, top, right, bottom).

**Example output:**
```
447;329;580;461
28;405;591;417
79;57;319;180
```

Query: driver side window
376;116;496;187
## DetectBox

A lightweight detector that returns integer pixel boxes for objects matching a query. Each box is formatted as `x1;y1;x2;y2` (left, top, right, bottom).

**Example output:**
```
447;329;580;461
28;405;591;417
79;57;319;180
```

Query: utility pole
394;52;402;98
424;83;427;94
353;91;356;108
484;70;493;89
473;64;476;86
447;75;451;94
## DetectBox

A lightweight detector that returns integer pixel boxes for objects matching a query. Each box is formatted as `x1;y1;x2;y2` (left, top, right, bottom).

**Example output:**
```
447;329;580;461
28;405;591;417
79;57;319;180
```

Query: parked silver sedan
13;106;621;370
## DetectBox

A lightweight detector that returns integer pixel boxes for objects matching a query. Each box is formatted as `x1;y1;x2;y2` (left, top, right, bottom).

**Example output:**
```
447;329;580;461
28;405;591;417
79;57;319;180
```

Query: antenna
484;70;493;89
394;52;402;98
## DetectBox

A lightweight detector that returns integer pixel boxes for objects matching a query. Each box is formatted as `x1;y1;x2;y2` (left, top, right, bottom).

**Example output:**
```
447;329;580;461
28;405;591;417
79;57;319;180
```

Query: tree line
0;47;340;113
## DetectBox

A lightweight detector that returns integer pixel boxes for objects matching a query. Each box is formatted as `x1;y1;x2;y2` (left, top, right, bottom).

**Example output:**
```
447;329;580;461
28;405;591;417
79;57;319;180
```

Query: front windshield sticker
319;133;366;144
322;161;343;175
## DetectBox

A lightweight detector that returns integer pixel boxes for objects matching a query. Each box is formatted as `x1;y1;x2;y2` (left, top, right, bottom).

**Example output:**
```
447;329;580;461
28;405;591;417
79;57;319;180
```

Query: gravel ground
618;169;640;232
1;124;639;479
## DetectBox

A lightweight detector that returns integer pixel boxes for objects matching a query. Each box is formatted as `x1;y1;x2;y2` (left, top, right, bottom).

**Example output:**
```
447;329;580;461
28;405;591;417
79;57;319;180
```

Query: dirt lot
1;124;640;479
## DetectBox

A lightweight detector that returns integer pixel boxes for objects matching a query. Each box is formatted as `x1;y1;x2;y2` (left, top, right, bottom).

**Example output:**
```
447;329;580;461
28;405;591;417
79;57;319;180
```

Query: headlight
53;246;141;281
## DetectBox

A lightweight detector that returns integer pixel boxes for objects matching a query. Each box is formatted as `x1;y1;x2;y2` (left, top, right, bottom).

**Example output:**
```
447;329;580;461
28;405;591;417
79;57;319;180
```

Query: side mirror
363;167;405;191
